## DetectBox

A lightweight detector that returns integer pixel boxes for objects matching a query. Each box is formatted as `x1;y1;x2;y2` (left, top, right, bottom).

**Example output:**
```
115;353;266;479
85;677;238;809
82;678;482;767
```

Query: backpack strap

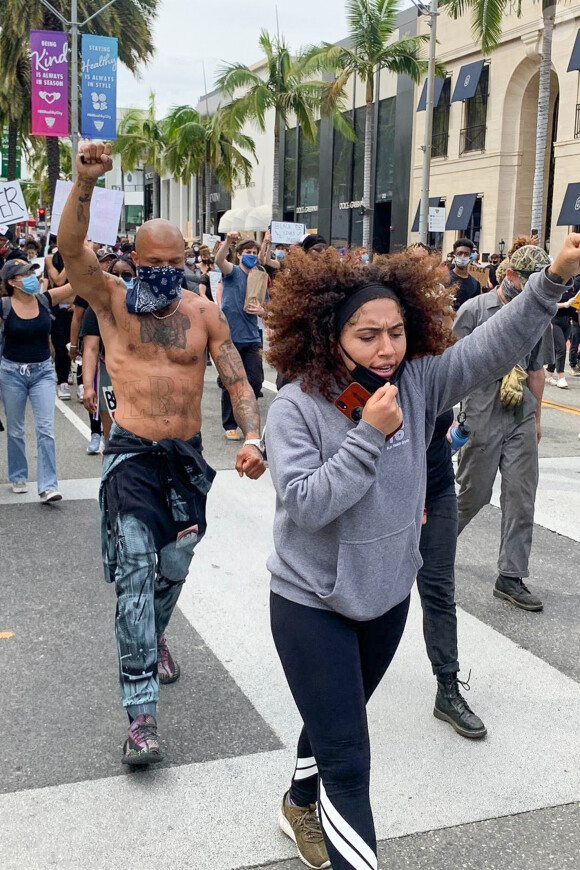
38;292;56;321
1;296;11;319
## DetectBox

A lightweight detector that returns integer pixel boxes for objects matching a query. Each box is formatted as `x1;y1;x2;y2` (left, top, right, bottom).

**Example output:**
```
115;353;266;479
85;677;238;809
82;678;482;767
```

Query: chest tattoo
139;311;191;349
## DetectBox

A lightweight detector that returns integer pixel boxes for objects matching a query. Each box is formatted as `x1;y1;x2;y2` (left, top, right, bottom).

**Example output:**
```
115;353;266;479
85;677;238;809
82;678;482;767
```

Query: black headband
335;283;400;335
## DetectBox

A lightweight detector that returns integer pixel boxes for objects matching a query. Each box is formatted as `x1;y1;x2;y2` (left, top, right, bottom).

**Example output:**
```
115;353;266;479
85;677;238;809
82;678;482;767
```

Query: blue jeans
0;358;58;494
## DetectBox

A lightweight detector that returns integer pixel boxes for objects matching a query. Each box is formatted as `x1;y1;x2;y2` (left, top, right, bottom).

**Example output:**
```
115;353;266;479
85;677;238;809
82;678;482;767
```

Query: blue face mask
20;274;40;295
126;265;184;314
123;278;135;290
360;254;370;263
275;250;285;260
241;253;259;270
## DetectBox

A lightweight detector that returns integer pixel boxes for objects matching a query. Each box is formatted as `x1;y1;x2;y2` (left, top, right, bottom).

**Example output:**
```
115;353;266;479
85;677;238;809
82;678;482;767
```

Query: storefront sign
295;205;318;214
270;221;306;245
81;35;118;139
339;200;363;210
30;30;69;137
0;180;27;225
428;207;446;232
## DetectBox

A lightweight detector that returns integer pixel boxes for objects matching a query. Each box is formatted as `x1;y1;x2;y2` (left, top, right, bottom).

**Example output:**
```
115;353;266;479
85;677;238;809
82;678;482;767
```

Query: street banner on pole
0;180;28;226
30;31;69;137
81;35;118;139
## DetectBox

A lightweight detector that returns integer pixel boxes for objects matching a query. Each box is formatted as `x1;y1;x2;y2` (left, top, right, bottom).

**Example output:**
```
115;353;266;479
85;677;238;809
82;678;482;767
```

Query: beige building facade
410;0;580;256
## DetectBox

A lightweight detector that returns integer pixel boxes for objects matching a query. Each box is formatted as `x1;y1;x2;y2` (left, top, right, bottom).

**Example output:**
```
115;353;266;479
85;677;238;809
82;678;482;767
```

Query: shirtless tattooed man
59;142;266;765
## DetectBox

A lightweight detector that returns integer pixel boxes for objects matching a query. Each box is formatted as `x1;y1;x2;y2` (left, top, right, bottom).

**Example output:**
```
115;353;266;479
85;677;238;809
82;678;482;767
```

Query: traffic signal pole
418;0;439;245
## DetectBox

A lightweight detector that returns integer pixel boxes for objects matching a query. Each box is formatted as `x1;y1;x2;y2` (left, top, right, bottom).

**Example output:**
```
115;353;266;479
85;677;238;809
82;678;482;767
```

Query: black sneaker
157;633;181;684
493;575;543;611
122;714;163;766
434;672;487;739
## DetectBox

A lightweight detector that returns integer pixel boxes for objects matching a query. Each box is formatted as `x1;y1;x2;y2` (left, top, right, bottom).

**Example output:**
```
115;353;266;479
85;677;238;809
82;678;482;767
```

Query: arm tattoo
214;339;245;386
140;311;191;348
84;264;100;276
231;390;260;437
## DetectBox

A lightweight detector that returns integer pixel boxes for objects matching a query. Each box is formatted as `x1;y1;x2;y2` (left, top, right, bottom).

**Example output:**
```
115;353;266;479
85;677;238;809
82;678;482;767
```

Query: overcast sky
116;0;362;115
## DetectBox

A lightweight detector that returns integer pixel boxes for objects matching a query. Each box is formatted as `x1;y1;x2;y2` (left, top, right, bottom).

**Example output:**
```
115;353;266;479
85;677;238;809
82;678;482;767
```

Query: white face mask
454;256;470;268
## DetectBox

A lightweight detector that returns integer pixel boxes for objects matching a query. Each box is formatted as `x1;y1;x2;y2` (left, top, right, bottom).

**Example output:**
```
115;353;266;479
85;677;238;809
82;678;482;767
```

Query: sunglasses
117;271;134;280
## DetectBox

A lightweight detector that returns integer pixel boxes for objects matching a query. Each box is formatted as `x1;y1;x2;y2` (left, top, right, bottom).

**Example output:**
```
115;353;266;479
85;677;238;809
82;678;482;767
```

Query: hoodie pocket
319;520;422;621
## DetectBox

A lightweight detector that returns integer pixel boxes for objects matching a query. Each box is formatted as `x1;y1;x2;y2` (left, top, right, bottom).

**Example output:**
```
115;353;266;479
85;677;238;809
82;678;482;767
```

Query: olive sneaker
157;633;181;684
494;575;543;611
278;791;330;869
122;714;163;766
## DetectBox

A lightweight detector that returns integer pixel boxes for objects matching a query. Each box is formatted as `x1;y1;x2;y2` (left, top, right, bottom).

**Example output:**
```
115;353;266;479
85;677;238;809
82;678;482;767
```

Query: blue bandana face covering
125;265;184;314
241;253;259;270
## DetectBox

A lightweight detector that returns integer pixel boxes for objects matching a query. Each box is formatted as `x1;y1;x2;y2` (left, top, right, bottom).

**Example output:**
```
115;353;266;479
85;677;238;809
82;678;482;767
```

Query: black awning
567;29;580;72
557;183;580;226
451;60;484;102
445;193;477;230
416;76;445;112
411;197;441;233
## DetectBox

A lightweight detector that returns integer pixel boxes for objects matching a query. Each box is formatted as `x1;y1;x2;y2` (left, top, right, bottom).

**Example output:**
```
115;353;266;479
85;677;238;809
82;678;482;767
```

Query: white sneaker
224;429;242;441
545;376;558;386
556;378;569;389
76;384;84;402
86;433;101;454
40;489;62;504
67;371;74;385
57;383;71;400
12;482;28;494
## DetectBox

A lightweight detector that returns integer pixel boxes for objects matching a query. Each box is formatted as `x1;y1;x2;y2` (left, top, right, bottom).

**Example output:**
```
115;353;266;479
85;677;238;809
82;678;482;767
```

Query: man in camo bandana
452;243;552;613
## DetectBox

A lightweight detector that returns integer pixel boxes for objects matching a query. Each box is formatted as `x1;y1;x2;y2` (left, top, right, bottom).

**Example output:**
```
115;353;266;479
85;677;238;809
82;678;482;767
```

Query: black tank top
2;293;52;363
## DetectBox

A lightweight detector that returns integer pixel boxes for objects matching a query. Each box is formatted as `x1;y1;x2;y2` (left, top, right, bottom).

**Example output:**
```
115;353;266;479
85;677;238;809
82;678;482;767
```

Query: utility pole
37;0;118;180
418;0;439;245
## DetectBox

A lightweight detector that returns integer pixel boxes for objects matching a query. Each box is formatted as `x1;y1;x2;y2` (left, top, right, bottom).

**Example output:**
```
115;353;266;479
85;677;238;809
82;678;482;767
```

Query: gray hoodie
265;268;564;621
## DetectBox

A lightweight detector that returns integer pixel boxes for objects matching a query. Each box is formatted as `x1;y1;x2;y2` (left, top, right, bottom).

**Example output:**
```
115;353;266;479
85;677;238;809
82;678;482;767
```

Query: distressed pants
112;512;196;719
456;414;538;578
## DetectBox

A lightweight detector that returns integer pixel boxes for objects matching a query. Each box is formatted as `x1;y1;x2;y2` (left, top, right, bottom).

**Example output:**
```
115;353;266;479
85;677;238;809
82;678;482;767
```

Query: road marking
55;397;92;439
0;631;14;639
262;380;278;393
542;399;580;417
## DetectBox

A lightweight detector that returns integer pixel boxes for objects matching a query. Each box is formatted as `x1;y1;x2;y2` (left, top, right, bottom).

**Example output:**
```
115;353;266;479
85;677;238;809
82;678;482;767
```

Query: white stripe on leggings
294;755;319;780
319;781;377;870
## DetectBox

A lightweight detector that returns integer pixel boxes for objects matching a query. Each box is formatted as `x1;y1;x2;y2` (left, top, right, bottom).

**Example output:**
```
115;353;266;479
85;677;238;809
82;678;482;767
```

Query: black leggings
547;320;571;374
270;592;410;870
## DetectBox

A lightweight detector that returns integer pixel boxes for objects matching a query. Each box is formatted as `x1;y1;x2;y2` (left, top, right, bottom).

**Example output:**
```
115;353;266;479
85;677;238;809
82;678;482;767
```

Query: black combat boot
434;672;487;739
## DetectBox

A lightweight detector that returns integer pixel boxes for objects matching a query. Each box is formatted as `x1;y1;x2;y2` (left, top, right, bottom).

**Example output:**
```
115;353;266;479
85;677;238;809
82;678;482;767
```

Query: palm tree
0;0;159;207
112;93;165;219
442;0;557;246
27;137;72;203
165;104;257;233
302;0;433;249
215;29;352;223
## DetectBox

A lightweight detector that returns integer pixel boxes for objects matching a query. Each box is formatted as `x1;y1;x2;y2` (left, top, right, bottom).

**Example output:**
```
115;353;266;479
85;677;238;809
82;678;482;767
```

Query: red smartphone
334;382;372;423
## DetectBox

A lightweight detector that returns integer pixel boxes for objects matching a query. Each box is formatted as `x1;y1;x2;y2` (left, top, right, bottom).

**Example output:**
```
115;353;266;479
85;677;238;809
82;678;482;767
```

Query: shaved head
132;219;186;269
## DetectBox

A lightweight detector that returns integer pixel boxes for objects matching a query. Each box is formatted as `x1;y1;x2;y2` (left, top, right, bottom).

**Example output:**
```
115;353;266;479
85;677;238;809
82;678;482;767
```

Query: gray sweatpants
456;413;538;578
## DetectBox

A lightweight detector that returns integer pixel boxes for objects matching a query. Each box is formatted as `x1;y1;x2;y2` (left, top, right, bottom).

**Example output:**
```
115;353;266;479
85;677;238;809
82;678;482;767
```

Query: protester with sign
58;142;265;766
215;233;266;440
0;259;76;502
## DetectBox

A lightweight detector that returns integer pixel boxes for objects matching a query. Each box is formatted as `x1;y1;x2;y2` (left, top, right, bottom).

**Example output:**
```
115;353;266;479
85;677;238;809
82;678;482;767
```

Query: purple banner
30;30;69;137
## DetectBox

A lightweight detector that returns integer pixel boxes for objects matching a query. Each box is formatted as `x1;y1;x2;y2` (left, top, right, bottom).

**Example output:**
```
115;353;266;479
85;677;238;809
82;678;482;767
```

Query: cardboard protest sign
202;233;221;251
0;181;28;226
270;221;306;245
50;180;124;245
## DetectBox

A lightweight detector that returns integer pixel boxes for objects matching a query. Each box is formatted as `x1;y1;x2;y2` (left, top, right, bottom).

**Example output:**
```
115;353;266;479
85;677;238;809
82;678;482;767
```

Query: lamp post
499;238;505;258
37;0;119;181
418;0;439;245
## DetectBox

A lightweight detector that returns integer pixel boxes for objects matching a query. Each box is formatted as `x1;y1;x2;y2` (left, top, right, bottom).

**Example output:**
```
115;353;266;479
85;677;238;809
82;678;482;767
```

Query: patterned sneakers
122;714;163;766
157;633;181;684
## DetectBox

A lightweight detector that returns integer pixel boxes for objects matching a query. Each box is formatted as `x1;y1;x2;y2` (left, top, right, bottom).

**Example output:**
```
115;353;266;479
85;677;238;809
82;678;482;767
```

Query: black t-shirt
79;305;100;339
425;409;455;501
2;291;53;363
74;295;89;309
449;268;480;311
553;285;578;326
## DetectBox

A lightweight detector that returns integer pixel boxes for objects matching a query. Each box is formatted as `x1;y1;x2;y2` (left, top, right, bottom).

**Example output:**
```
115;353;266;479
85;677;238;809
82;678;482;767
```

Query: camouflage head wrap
509;245;551;286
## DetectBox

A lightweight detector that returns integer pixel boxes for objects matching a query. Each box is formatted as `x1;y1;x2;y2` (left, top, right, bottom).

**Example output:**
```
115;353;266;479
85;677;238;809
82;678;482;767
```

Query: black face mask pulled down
340;343;406;394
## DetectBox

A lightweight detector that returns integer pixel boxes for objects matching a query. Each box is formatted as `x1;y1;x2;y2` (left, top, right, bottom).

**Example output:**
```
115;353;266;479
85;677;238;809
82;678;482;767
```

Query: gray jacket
265;269;565;621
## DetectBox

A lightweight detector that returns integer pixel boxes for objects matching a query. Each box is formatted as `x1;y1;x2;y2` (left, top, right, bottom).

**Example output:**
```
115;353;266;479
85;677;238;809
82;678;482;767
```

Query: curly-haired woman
264;237;580;870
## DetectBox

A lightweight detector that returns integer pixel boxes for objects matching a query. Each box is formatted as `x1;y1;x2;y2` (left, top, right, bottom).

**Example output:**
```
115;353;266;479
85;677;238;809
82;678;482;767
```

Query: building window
432;79;451;159
375;97;396;201
283;127;298;214
330;115;353;248
350;106;366;247
460;66;489;154
297;123;320;228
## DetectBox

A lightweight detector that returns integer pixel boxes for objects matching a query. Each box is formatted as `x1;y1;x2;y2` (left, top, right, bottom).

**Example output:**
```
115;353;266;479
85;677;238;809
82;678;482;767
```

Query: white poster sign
0;180;28;226
428;207;446;233
270;221;306;246
208;270;221;297
50;180;124;245
202;233;221;250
